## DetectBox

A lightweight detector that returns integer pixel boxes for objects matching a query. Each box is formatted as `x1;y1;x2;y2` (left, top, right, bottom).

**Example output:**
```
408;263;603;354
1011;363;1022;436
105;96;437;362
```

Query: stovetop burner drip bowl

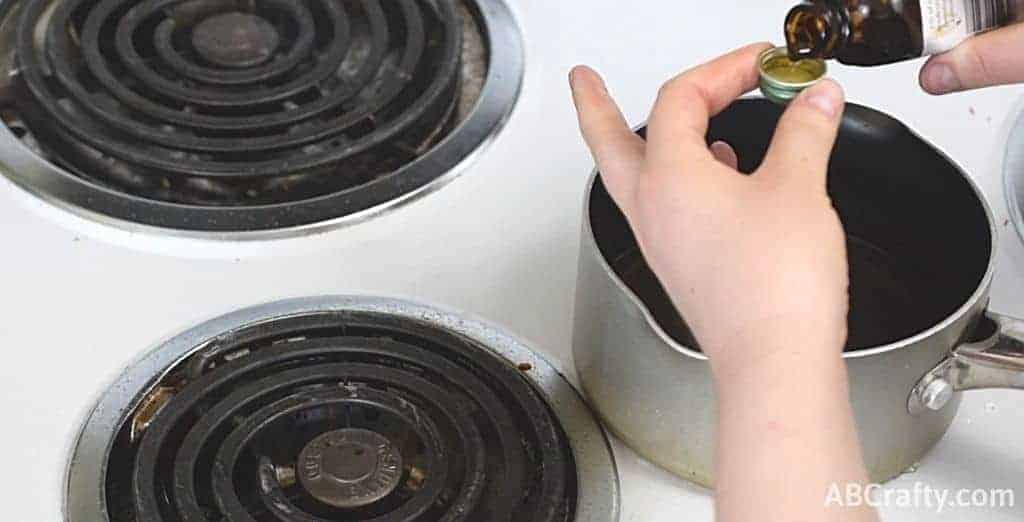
66;297;619;522
0;0;523;234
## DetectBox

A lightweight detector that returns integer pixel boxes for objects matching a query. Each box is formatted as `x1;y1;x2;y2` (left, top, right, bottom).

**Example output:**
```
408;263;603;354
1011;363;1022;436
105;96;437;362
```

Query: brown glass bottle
786;0;1024;66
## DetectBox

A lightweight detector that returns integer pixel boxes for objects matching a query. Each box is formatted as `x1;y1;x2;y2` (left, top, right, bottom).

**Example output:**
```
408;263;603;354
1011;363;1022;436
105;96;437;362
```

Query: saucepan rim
581;100;999;361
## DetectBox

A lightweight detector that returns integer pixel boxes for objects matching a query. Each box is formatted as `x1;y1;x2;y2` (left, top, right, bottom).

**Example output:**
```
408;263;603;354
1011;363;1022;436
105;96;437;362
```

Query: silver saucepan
572;98;1024;486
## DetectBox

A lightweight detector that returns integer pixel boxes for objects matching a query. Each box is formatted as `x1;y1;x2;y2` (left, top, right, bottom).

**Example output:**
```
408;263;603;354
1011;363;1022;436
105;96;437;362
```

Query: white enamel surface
2;1;1023;520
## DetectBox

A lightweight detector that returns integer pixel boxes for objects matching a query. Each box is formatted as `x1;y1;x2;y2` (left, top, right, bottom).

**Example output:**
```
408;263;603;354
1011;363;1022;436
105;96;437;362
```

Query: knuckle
656;77;707;105
779;109;833;137
960;44;995;86
791;94;840;124
578;94;609;119
579;106;619;135
655;80;678;103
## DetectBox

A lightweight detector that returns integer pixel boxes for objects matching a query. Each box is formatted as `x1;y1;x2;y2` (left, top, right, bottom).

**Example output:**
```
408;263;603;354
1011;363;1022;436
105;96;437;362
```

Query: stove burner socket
192;12;280;68
297;428;404;509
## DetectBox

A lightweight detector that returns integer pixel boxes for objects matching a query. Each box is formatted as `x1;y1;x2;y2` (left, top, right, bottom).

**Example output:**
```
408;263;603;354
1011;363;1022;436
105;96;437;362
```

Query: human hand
920;23;1024;94
571;44;877;522
570;43;849;371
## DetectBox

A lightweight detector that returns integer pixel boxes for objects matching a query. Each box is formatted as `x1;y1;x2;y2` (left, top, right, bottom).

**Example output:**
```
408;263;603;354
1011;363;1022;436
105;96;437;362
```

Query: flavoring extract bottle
785;0;1024;65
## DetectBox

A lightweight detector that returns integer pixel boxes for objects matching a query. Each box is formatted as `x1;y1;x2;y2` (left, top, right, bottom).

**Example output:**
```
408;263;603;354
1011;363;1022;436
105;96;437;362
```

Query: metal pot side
573;184;979;486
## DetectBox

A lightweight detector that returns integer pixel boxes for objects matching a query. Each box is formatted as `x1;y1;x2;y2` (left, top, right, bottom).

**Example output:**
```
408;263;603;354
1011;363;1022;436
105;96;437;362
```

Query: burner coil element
15;0;460;201
0;0;522;233
101;311;580;521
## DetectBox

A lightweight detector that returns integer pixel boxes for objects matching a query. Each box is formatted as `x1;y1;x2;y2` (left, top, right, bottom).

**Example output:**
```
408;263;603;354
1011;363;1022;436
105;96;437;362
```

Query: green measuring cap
758;46;827;105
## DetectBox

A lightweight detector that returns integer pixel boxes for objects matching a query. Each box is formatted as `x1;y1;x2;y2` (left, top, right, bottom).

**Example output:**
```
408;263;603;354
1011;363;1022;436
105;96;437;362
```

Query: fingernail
924;63;960;93
570;65;607;94
801;81;843;118
709;140;732;155
569;66;588;90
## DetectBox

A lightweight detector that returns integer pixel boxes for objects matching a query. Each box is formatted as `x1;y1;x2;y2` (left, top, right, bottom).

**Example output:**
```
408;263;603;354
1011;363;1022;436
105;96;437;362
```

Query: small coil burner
0;0;522;233
66;297;619;521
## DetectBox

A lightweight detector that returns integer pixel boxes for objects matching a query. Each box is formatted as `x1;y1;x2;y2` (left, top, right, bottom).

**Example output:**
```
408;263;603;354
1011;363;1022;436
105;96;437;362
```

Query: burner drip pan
0;0;522;235
65;297;619;522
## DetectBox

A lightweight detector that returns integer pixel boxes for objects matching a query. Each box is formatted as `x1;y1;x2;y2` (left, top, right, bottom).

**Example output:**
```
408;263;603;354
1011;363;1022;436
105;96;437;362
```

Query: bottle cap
758;46;827;105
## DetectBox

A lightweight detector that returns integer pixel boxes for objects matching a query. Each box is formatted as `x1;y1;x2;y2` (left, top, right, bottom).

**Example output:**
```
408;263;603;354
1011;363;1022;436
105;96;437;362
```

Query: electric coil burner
0;0;522;234
66;297;620;521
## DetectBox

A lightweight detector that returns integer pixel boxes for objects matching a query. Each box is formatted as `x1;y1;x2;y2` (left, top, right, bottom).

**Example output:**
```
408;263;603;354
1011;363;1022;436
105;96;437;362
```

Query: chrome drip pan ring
65;296;619;522
0;0;524;238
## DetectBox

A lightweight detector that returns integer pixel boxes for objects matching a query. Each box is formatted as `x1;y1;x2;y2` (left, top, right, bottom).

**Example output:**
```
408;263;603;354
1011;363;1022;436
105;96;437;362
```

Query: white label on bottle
922;0;1003;54
922;0;969;54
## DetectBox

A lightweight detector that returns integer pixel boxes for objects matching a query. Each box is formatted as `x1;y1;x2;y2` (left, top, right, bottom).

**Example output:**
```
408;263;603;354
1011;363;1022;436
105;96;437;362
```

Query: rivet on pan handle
908;312;1024;415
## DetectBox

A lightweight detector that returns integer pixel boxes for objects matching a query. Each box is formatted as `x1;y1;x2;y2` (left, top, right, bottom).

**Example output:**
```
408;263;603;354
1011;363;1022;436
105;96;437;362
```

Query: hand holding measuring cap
570;43;848;366
570;42;878;522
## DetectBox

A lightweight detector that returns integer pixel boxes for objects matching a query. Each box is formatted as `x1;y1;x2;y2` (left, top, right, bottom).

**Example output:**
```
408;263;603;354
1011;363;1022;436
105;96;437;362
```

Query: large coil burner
66;297;620;521
0;0;522;233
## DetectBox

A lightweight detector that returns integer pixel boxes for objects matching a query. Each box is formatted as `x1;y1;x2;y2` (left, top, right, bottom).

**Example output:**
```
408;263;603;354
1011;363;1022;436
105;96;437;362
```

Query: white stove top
2;1;1023;520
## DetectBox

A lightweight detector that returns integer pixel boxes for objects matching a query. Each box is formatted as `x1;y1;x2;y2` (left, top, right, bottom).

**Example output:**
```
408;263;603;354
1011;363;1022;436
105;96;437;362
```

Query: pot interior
589;99;992;352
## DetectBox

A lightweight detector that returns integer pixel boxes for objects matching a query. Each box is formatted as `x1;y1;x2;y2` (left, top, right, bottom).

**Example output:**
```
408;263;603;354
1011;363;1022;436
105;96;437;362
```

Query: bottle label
921;0;1007;54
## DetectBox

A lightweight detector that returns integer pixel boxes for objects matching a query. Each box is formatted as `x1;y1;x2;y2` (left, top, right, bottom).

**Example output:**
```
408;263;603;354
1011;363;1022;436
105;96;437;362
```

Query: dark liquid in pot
613;235;939;352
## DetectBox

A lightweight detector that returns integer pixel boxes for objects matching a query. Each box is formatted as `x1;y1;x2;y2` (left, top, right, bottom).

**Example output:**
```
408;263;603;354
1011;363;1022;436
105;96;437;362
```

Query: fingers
570;65;646;214
646;42;771;169
759;79;845;189
710;141;739;169
920;24;1024;94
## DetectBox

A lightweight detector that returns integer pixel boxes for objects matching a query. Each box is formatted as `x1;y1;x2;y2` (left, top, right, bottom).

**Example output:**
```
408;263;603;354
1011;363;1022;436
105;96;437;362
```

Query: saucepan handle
908;312;1024;415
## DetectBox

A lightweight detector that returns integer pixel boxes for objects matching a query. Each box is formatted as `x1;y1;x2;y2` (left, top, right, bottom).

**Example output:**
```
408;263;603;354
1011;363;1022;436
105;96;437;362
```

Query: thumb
920;24;1024;94
758;79;845;189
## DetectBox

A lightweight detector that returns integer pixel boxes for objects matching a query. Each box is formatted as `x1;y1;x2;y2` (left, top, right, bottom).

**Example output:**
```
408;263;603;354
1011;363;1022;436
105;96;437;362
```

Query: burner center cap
297;428;403;508
192;12;279;68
